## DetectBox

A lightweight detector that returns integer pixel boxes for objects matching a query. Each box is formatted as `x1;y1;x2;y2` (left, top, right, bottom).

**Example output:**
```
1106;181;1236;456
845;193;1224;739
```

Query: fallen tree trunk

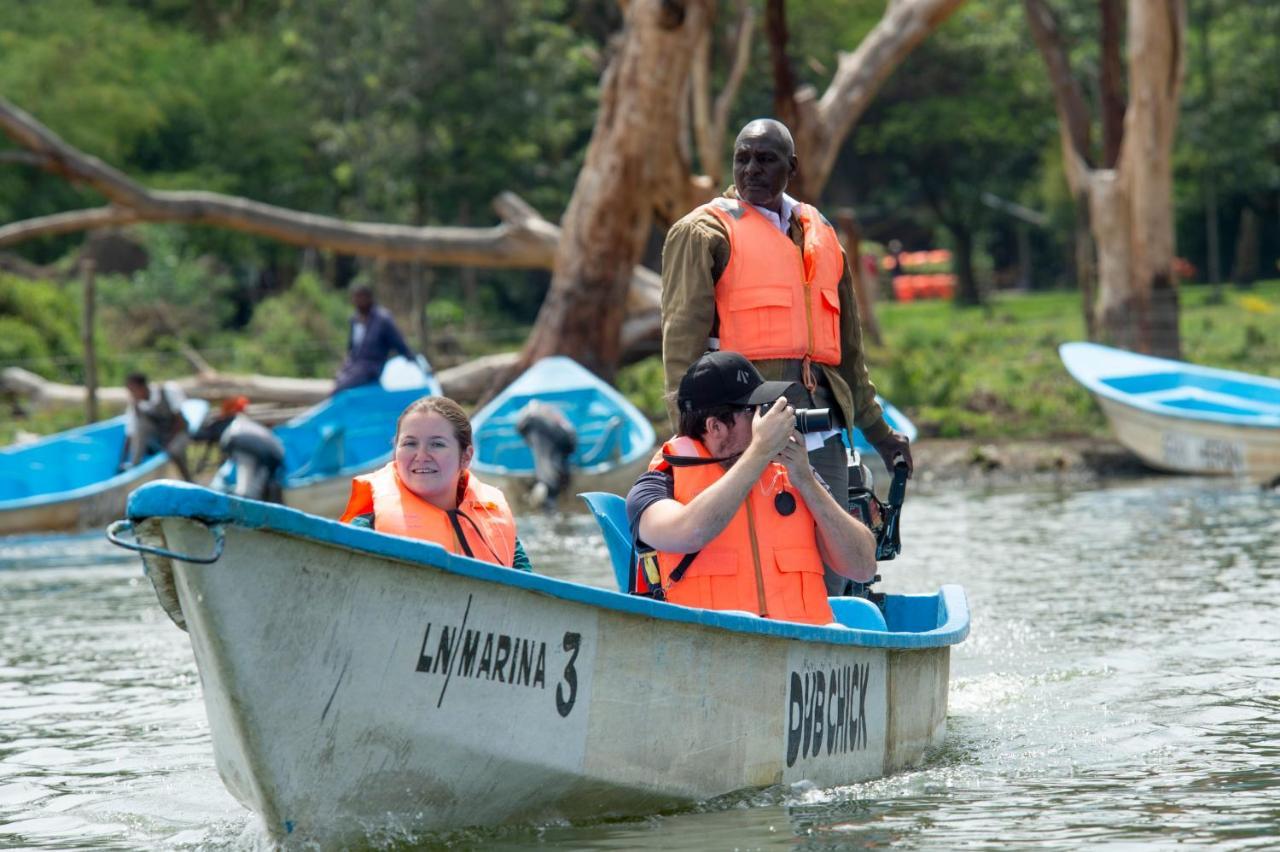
2;347;600;413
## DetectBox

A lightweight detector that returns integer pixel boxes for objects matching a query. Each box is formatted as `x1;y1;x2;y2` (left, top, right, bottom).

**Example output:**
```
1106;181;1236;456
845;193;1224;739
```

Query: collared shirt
746;193;798;234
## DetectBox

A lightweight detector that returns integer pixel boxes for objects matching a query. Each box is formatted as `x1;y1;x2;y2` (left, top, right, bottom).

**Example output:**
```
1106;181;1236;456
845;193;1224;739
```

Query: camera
758;403;832;433
842;450;909;607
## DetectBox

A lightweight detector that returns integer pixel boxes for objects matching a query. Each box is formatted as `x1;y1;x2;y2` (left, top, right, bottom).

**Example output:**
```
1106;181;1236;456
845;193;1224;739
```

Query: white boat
112;481;969;848
1060;342;1280;478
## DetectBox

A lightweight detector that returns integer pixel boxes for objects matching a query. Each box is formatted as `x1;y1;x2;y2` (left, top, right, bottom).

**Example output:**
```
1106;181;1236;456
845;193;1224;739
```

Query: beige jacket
659;189;890;444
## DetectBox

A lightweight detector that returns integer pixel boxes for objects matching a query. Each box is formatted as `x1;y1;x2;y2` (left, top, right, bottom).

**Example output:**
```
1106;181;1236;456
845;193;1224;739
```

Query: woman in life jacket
340;396;532;571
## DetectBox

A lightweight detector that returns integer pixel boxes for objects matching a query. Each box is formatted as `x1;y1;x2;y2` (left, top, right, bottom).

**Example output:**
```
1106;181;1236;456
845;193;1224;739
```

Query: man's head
124;372;149;402
732;119;797;212
351;284;374;316
676;351;795;456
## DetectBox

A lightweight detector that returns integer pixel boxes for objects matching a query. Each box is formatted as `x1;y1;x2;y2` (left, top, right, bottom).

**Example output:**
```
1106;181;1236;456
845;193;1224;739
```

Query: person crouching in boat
340;396;533;571
626;351;876;625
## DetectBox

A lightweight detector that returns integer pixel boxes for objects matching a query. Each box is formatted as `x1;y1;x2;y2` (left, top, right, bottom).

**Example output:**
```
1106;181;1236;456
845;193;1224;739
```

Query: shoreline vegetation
5;280;1278;488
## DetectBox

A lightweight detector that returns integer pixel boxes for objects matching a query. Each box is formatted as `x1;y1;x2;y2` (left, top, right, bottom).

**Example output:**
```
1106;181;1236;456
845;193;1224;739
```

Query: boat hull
0;461;173;536
1096;396;1280;476
130;492;962;847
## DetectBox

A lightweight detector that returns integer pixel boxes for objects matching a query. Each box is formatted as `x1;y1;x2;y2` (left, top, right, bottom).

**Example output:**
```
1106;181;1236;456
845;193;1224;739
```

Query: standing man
659;118;911;593
121;372;193;481
333;284;415;393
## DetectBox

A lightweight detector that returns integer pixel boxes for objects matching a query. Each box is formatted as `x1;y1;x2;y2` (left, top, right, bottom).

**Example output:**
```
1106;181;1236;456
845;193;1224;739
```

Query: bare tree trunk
951;225;982;306
510;0;713;385
1099;0;1126;167
1232;206;1260;288
80;259;98;424
1122;0;1184;357
1026;0;1184;356
1074;190;1099;338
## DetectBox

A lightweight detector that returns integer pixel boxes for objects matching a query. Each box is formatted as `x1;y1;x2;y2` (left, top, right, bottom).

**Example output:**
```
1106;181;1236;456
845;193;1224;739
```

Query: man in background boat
333;284;417;394
626;352;876;626
120;372;193;481
514;400;578;509
659;118;910;595
195;397;286;503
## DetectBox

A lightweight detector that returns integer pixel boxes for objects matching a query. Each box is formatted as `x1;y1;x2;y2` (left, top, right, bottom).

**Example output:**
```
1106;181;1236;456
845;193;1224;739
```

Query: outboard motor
841;449;909;608
515;401;578;509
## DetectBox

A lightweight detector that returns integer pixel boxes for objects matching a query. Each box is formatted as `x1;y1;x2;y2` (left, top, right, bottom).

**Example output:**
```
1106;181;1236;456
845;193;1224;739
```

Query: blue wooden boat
1060;341;1280;477
469;356;656;487
848;395;917;458
111;480;969;845
215;361;443;517
1;399;208;536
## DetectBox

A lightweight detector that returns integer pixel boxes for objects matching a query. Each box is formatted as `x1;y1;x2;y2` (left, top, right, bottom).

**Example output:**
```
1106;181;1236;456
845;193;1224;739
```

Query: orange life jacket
340;463;517;567
645;436;833;625
704;197;845;366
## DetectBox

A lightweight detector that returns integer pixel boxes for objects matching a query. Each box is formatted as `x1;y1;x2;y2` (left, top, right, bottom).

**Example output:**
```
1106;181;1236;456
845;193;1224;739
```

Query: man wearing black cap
625;352;876;625
660;120;912;597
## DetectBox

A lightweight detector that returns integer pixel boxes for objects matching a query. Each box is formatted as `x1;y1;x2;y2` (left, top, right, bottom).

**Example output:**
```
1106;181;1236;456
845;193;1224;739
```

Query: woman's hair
395;396;473;452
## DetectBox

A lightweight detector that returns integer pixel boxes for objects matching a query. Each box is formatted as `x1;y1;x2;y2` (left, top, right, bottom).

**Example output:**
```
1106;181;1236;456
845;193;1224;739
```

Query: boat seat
827;596;888;631
292;424;345;478
575;416;625;467
578;491;633;593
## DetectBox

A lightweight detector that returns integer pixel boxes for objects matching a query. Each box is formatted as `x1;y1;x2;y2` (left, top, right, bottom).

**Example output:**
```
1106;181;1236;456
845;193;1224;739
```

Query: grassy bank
5;280;1277;447
619;279;1280;441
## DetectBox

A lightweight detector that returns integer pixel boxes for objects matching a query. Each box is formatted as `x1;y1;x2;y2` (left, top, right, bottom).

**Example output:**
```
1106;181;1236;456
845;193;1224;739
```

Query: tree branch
809;0;969;194
1099;0;1126;168
0;97;663;323
1023;0;1095;188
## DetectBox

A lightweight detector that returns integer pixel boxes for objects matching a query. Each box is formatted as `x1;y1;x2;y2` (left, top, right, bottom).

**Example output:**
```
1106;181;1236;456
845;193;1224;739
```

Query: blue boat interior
1;419;129;502
845;395;918;455
1102;371;1280;417
271;384;436;486
475;390;639;474
579;491;889;632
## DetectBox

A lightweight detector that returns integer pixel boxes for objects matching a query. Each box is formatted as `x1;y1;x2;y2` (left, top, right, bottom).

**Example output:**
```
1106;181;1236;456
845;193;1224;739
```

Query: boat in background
0;398;208;536
112;480;968;845
1060;341;1280;477
213;356;442;517
849;395;918;460
469;356;656;495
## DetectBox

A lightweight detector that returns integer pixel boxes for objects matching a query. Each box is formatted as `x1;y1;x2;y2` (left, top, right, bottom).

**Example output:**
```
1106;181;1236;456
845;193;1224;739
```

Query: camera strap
633;546;700;599
661;451;739;467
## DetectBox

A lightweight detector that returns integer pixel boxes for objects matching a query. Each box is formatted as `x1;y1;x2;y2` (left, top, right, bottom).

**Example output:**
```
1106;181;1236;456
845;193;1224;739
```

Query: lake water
1;477;1277;849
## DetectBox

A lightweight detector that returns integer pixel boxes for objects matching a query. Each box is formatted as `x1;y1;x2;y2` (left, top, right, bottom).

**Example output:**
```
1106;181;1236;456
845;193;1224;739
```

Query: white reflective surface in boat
1;478;1277;850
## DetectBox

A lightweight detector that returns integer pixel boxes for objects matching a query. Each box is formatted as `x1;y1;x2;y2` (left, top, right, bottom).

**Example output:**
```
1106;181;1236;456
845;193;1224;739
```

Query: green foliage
216;273;349;378
616;357;669;424
95;227;241;361
0;274;82;381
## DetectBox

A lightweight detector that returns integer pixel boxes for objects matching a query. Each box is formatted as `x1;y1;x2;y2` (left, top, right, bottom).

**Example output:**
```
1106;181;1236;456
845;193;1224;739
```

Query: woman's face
394;411;472;509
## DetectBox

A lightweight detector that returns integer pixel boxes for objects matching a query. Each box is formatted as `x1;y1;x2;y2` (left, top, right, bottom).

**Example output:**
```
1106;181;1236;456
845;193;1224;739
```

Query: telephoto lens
793;407;831;433
758;402;831;433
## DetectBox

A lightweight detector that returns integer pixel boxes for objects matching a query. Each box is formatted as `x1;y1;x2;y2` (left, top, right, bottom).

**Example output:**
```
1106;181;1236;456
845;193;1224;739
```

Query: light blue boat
1;398;208;535
1060;341;1280;476
469;356;656;481
216;359;443;516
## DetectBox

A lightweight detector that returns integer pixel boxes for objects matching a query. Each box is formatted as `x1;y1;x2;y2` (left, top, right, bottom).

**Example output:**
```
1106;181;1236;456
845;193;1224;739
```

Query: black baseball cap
677;351;796;412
